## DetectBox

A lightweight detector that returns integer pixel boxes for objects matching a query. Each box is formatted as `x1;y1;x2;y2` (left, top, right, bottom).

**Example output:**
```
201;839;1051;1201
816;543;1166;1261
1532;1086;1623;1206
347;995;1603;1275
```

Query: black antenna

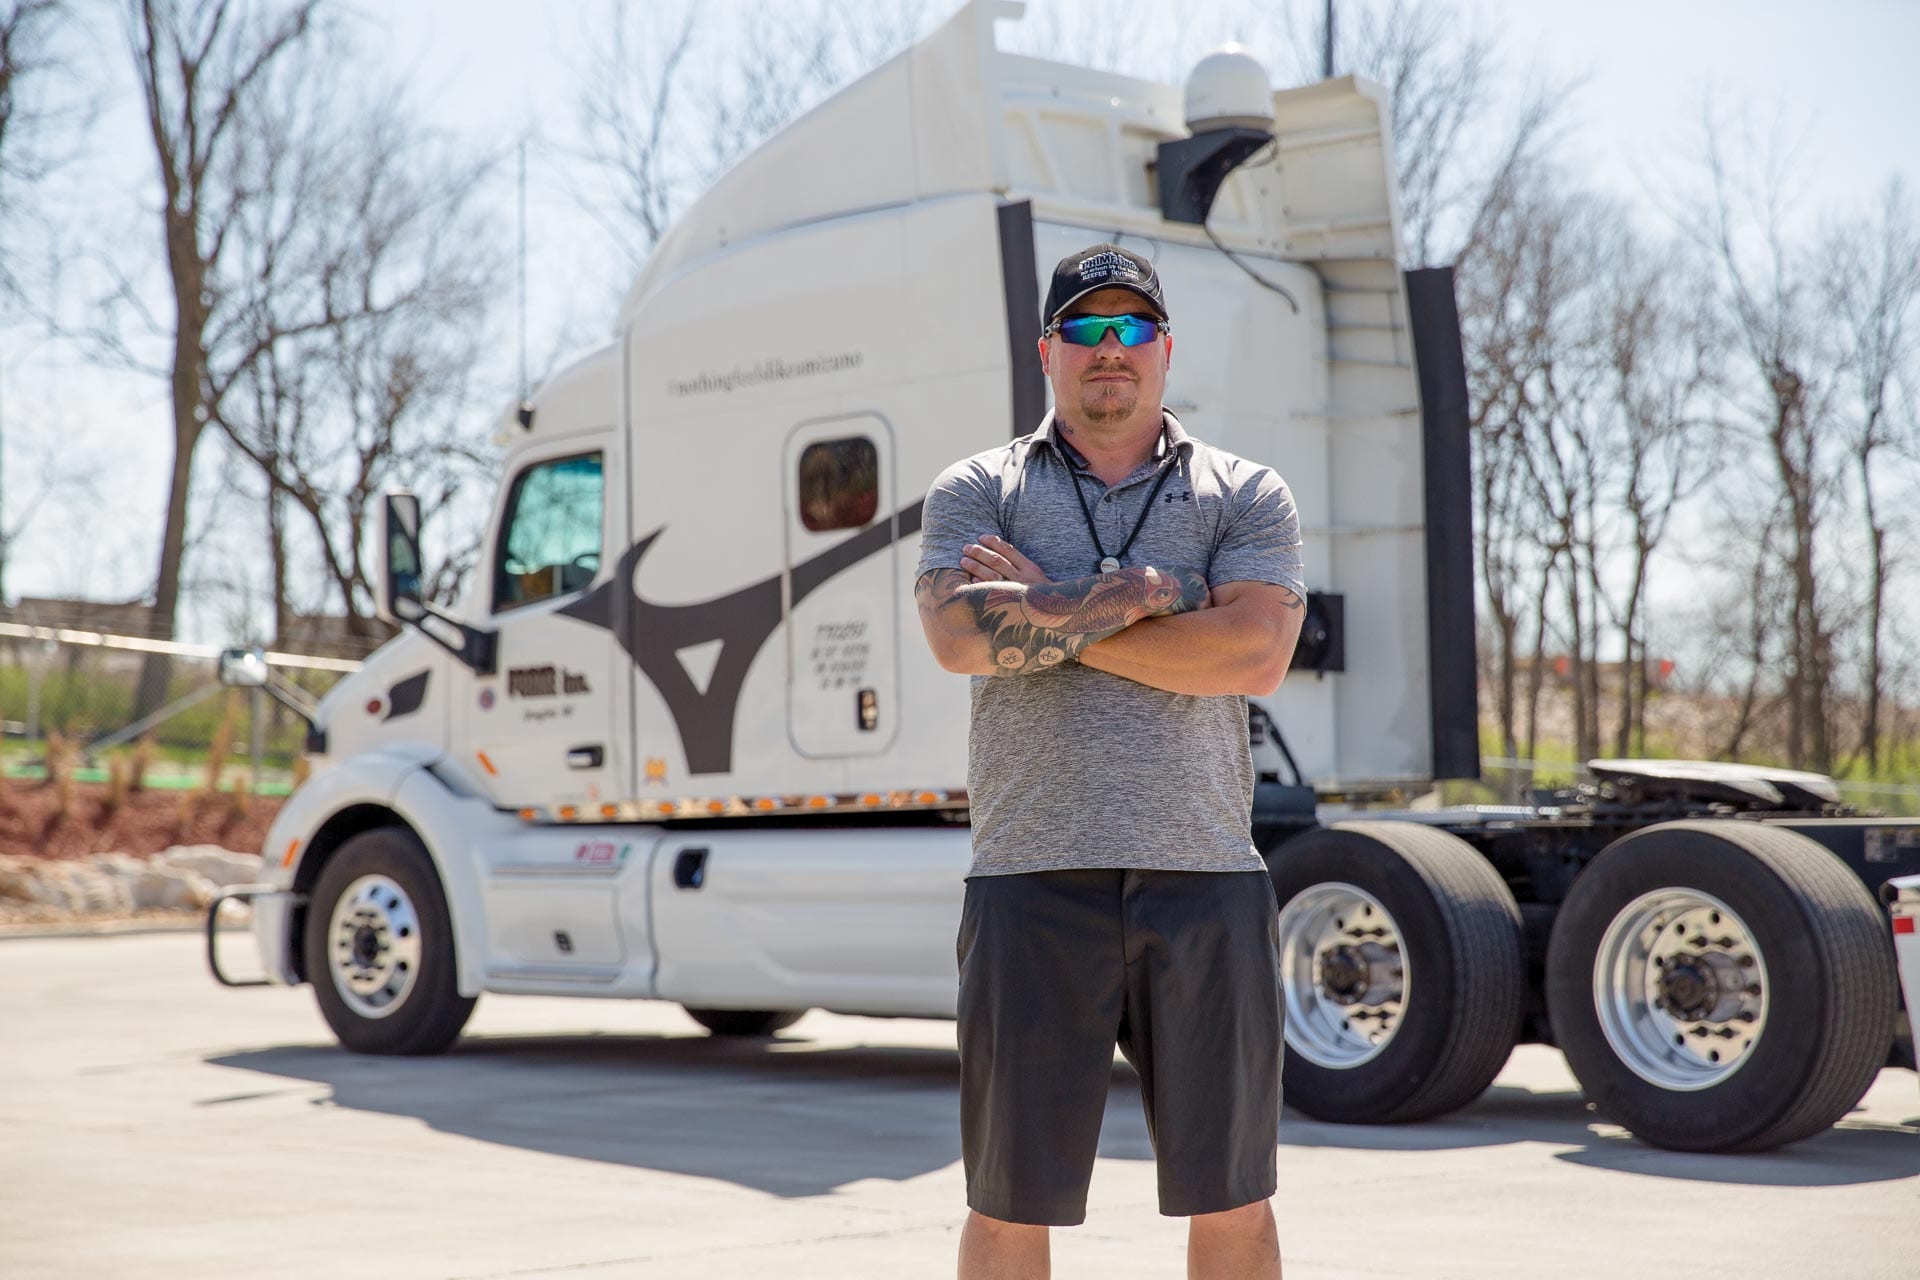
517;139;528;402
1322;0;1335;79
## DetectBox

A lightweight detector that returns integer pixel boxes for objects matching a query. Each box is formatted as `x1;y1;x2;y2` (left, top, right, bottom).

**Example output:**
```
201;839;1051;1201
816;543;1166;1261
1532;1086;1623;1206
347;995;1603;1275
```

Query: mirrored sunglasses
1050;313;1167;347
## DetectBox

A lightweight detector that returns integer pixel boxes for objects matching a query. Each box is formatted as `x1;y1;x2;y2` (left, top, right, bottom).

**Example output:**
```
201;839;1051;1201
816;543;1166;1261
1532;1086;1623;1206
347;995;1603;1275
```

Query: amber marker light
476;752;499;777
558;806;578;820
600;804;619;819
915;791;941;805
281;838;301;868
754;797;779;811
518;808;537;822
806;795;830;808
860;794;883;807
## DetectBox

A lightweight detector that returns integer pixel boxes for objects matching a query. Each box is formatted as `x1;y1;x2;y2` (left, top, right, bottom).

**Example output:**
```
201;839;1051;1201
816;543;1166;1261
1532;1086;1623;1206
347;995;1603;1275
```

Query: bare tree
1596;233;1721;754
1456;157;1548;786
1457;163;1620;779
572;0;700;272
1507;192;1612;765
1825;178;1920;772
210;69;501;638
571;0;930;279
111;0;322;713
0;419;96;603
0;0;71;282
1688;118;1845;771
1;0;83;607
1703;496;1794;761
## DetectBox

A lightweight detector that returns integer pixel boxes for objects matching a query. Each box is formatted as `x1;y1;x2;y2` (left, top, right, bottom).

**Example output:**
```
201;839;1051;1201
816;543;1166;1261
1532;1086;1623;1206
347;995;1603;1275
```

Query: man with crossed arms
917;243;1307;1279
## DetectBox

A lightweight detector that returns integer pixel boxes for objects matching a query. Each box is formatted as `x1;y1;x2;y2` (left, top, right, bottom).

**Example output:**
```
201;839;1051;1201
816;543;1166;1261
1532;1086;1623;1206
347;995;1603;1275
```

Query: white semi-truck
208;0;1920;1154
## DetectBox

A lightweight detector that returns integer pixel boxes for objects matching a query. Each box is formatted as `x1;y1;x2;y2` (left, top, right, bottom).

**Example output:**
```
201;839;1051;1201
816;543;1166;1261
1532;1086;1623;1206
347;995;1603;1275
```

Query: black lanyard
1065;446;1179;574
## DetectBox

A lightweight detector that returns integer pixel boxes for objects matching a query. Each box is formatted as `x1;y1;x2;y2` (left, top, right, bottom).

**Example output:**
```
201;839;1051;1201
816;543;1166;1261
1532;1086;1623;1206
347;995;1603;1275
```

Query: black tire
304;826;477;1056
1545;820;1896;1152
682;1007;807;1037
1268;821;1525;1123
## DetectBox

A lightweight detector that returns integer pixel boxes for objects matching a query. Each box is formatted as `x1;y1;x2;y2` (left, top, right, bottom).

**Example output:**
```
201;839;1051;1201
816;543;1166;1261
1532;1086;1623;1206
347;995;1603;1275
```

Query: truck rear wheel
1545;820;1896;1152
304;827;476;1056
682;1008;807;1037
1268;822;1525;1123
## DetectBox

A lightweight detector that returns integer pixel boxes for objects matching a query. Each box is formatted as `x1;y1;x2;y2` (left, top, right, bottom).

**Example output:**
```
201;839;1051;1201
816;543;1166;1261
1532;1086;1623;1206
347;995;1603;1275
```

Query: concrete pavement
1;931;1914;1278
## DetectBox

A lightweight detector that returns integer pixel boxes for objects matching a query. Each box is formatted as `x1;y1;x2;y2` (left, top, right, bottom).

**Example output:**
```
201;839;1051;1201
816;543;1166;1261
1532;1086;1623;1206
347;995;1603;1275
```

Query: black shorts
956;867;1283;1226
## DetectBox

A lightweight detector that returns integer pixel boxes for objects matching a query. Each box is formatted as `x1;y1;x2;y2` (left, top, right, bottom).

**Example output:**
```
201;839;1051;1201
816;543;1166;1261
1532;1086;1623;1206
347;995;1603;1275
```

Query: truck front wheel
1545;821;1896;1152
682;1008;807;1036
304;827;477;1055
1268;822;1525;1123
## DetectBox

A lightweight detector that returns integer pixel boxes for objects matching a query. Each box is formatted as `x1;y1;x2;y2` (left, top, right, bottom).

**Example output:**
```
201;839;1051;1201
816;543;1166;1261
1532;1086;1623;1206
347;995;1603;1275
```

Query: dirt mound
0;777;281;861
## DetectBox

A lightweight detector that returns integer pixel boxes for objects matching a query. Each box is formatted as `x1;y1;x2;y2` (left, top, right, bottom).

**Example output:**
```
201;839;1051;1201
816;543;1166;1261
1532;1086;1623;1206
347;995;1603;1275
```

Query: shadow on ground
210;1030;1920;1198
214;1029;976;1199
1282;1083;1920;1187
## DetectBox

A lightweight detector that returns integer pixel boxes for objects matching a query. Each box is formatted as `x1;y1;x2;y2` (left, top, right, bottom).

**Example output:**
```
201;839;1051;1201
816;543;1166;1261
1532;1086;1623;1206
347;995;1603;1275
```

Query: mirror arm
395;599;498;676
257;671;324;737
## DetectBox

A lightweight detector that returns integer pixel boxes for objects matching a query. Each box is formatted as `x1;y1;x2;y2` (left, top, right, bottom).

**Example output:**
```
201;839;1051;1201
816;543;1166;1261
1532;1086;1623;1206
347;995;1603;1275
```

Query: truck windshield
494;452;604;611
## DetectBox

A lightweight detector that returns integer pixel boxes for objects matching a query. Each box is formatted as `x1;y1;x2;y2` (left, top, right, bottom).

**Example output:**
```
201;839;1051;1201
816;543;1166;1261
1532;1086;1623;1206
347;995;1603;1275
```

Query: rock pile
0;846;263;928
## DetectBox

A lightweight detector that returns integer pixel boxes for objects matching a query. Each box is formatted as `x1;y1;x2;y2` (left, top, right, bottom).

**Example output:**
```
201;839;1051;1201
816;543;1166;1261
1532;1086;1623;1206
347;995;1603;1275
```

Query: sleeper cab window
797;435;878;532
494;451;604;612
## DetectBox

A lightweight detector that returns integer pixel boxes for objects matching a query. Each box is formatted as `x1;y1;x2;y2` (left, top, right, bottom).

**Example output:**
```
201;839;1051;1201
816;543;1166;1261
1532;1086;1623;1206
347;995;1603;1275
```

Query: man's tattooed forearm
918;566;1208;675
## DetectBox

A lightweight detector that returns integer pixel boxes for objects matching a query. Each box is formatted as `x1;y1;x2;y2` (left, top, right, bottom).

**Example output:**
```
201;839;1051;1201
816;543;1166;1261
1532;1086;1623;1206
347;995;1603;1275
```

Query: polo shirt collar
1035;409;1193;472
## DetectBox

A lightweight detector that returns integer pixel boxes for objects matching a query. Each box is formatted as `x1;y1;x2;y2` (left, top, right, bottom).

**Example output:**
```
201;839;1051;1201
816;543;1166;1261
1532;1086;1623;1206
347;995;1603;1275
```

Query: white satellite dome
1183;45;1276;134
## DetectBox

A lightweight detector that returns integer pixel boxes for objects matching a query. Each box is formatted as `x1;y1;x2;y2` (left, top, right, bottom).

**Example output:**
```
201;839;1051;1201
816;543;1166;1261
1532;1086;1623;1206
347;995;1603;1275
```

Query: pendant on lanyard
1067;449;1179;576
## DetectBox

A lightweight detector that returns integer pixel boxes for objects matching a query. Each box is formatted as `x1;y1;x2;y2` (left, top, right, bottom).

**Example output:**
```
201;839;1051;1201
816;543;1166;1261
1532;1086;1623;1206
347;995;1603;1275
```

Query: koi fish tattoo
916;564;1209;675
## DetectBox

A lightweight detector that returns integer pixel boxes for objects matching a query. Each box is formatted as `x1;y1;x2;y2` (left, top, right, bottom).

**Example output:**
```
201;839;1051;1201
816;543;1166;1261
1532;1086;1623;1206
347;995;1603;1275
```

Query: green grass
0;661;340;754
1;755;297;795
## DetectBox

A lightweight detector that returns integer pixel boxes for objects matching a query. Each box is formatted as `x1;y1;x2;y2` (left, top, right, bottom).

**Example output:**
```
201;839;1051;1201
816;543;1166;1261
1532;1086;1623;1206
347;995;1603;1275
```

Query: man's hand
1079;580;1304;696
917;561;1210;676
961;534;1047;586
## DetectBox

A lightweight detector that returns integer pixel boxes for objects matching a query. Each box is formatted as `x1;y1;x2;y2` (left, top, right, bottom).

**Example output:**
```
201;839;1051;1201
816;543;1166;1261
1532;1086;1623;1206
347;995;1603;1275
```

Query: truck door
783;415;900;758
459;436;628;812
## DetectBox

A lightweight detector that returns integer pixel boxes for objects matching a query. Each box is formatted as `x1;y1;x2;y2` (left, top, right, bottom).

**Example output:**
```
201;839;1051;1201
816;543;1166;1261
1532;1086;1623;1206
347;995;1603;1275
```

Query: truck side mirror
379;491;426;624
217;647;270;688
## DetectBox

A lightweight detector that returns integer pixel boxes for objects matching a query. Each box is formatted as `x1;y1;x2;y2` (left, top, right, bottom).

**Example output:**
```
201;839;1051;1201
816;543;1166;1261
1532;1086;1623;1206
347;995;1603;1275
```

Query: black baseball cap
1043;243;1169;327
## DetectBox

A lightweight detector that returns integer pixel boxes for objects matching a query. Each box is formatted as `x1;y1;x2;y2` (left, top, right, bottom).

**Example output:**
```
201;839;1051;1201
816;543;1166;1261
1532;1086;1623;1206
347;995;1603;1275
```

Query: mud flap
1881;874;1920;1073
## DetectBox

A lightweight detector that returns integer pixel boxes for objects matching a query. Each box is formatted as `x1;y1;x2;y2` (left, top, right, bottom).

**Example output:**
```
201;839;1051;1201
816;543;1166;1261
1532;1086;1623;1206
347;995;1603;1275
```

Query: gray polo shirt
917;410;1306;878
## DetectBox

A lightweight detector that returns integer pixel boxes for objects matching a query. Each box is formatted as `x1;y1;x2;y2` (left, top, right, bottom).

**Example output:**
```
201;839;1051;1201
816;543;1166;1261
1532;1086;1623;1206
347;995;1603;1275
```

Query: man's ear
1037;335;1052;376
1164;334;1174;370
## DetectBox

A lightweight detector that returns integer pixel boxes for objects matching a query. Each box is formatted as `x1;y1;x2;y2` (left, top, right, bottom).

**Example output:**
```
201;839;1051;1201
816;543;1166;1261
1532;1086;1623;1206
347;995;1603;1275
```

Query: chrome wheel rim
1275;882;1409;1068
1593;888;1769;1091
327;874;422;1019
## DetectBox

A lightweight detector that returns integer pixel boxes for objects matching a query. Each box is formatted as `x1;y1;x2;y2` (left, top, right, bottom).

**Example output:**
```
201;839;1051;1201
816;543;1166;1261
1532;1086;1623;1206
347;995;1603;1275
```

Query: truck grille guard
205;885;306;988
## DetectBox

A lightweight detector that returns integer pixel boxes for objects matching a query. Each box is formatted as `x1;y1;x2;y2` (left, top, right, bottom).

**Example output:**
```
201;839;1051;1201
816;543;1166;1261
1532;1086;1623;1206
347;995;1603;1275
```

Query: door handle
566;744;604;769
673;847;709;890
